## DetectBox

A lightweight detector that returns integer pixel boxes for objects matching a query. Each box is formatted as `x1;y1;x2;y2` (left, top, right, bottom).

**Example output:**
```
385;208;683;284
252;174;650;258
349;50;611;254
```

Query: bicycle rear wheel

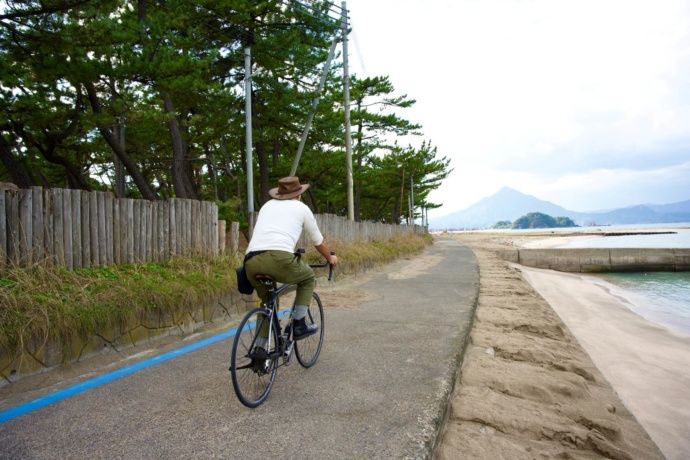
230;308;279;408
294;292;324;368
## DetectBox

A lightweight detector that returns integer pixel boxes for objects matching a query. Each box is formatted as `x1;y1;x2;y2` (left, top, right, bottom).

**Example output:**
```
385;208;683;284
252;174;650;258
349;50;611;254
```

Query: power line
350;26;368;78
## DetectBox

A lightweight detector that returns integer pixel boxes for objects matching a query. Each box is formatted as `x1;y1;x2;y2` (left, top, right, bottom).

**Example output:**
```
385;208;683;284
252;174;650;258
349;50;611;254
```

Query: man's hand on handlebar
315;241;337;268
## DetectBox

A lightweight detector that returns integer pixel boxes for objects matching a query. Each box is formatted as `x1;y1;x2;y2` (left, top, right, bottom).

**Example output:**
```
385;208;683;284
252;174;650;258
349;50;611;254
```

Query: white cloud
345;0;690;217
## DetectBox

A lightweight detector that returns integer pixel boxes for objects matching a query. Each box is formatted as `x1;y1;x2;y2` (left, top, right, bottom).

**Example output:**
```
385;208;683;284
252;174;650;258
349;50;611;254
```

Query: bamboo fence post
105;193;114;266
201;201;206;257
133;199;141;262
178;198;184;256
158;200;165;261
97;192;106;267
51;189;63;267
188;199;193;256
80;191;90;268
61;189;73;271
43;189;54;265
126;199;134;264
191;199;199;257
139;200;149;264
204;202;209;256
150;201;157;263
71;190;82;270
231;221;239;256
218;220;226;256
113;198;121;265
212;203;219;257
151;201;158;263
0;190;6;270
145;200;152;263
88;191;98;266
169;199;177;256
6;190;19;265
139;199;147;262
176;199;183;256
198;200;203;256
31;186;43;263
119;199;127;264
162;200;170;260
185;199;192;257
18;188;32;265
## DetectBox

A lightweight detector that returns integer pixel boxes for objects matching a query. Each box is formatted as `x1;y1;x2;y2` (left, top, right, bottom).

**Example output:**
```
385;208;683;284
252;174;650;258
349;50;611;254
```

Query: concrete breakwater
497;248;690;272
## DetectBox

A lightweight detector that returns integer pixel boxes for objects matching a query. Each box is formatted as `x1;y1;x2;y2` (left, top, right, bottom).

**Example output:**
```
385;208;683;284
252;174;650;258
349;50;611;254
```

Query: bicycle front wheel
294;292;325;368
230;308;279;408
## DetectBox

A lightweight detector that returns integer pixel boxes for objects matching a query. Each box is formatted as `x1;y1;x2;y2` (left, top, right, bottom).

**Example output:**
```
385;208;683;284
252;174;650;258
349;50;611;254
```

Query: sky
342;0;690;218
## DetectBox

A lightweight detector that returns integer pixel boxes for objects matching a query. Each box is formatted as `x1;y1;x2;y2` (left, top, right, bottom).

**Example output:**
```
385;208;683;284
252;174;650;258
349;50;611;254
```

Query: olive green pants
245;250;315;306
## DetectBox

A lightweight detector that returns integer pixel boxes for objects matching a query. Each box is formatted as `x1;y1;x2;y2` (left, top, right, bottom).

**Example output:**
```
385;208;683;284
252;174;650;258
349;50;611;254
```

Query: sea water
559;225;690;336
583;272;690;336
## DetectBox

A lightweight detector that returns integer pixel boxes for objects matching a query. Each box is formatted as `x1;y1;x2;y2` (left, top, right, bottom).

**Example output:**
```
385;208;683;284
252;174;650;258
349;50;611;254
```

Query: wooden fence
298;213;425;247
1;186;425;271
0;187;220;271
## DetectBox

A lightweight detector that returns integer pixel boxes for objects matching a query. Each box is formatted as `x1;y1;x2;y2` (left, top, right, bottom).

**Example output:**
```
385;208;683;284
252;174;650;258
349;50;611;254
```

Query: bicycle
230;250;335;408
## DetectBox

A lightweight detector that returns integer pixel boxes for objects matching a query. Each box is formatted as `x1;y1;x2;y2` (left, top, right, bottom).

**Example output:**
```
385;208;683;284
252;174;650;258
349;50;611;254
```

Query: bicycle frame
261;281;296;364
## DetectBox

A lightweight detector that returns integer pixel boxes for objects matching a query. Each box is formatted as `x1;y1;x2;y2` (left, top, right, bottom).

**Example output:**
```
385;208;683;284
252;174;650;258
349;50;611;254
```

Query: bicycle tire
230;308;279;408
294;291;325;368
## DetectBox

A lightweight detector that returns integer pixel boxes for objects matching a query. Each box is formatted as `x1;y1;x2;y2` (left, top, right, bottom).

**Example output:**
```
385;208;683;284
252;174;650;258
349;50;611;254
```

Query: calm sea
559;224;690;336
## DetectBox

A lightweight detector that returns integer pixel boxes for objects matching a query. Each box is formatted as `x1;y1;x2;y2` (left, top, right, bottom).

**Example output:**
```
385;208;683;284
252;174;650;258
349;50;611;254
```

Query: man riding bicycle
244;176;338;348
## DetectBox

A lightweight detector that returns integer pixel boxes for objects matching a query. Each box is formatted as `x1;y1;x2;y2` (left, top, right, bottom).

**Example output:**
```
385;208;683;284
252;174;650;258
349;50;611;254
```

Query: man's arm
315;241;338;266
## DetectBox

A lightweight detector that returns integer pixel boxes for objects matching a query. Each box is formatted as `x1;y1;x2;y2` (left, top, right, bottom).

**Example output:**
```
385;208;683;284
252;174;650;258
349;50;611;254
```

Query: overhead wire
276;0;343;29
350;26;367;78
296;0;345;18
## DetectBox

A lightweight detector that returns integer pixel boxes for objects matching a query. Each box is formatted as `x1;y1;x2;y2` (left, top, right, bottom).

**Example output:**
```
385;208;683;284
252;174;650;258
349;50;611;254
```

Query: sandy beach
435;231;690;460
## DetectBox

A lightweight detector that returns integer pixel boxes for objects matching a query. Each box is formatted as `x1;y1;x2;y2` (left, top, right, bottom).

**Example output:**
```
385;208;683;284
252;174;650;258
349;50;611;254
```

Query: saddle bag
236;265;254;295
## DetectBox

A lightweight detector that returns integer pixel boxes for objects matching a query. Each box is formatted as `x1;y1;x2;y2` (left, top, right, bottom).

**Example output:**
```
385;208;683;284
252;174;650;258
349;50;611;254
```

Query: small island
493;212;579;229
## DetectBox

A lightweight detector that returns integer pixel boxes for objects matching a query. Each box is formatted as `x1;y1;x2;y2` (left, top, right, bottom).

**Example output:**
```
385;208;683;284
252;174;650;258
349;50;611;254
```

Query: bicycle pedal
283;342;294;365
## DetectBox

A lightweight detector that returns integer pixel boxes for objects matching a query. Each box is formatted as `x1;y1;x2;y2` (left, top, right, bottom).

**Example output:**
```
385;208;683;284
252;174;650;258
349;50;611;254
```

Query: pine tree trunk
0;135;34;188
164;94;199;200
84;82;158;201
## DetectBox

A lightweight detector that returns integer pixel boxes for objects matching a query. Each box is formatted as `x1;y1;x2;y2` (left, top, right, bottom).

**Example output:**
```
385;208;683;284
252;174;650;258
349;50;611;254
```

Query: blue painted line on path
0;309;289;424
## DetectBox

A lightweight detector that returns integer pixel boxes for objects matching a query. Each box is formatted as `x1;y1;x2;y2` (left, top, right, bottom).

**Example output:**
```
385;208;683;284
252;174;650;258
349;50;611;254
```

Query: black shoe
293;317;318;340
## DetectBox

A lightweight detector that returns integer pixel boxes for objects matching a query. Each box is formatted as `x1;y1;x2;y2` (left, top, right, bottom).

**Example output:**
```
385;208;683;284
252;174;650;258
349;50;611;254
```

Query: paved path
0;237;478;459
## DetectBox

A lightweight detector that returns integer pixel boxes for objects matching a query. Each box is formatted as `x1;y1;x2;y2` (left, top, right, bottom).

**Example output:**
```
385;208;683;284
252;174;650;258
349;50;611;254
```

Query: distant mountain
429;187;690;230
649;200;690;214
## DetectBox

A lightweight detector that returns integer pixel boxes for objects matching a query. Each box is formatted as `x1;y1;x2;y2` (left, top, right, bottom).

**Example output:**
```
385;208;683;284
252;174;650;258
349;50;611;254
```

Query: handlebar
308;251;336;281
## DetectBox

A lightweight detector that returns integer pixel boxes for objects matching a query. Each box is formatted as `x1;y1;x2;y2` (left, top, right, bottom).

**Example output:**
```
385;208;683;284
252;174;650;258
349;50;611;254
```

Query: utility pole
342;1;354;221
244;46;255;236
410;175;414;225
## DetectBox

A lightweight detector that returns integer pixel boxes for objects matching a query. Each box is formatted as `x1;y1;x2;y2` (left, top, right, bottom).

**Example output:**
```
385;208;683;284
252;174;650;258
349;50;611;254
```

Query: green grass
0;233;430;356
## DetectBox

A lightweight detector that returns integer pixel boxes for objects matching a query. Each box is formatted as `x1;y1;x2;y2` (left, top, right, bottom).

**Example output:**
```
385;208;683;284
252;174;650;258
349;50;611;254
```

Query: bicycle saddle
254;274;276;285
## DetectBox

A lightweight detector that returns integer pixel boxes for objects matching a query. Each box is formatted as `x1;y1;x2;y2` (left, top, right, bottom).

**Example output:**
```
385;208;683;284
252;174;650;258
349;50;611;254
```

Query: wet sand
434;232;678;459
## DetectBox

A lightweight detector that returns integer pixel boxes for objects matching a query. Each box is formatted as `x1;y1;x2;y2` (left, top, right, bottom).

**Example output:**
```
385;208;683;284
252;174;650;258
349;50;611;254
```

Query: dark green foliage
1;1;451;220
493;220;512;229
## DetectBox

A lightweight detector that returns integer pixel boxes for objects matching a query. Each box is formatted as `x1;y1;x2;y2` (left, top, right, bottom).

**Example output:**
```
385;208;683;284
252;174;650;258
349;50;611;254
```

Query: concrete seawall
497;248;690;272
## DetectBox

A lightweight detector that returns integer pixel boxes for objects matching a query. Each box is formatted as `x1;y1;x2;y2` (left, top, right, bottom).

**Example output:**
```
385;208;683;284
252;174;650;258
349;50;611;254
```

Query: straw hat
268;176;310;200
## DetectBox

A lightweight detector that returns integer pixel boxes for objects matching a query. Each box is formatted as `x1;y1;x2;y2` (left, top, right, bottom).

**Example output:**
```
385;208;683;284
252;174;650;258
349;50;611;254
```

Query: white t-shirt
246;199;323;253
